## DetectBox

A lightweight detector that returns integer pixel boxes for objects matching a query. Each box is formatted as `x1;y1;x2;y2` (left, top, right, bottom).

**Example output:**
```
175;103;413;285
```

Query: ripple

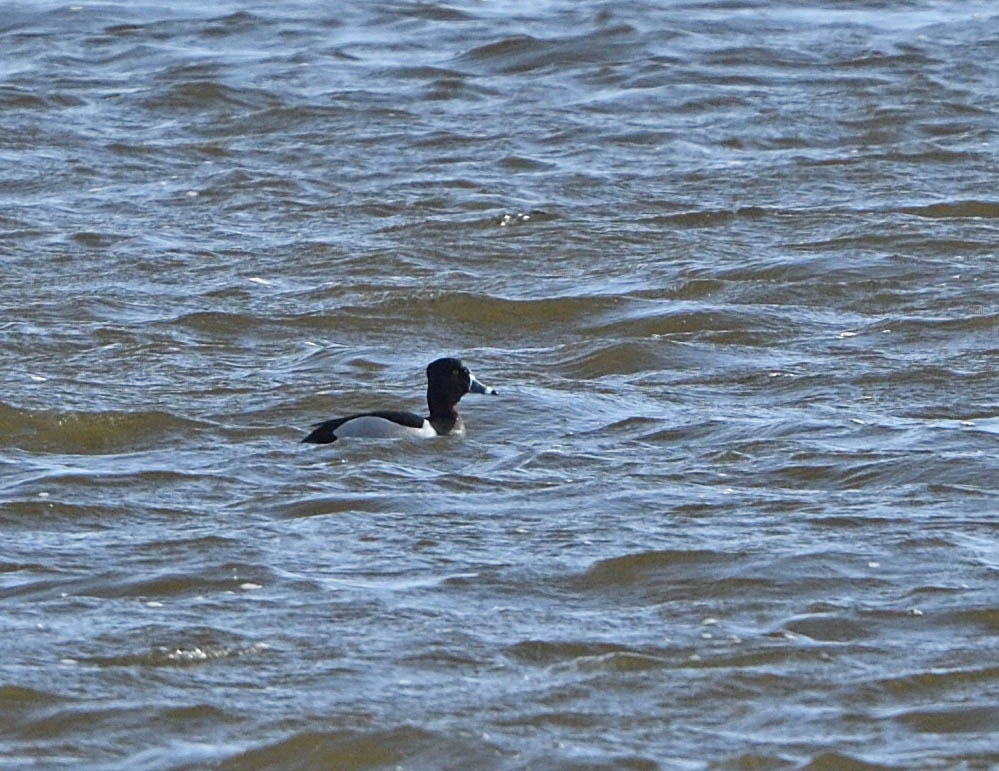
0;684;63;712
896;705;999;735
798;752;895;771
899;200;999;219
217;726;502;771
0;402;209;454
779;613;871;642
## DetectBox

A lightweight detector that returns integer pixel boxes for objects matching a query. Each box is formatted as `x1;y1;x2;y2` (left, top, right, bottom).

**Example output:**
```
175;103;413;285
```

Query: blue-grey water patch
2;1;999;768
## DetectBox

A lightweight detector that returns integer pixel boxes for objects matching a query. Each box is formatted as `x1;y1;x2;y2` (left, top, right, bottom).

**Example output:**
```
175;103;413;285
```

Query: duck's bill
468;373;497;395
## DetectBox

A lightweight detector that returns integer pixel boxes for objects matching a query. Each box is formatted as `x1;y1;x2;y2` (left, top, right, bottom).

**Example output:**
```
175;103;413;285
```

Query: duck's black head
425;357;496;415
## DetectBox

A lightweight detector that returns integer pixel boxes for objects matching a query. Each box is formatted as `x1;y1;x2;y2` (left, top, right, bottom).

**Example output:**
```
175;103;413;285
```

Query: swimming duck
301;357;496;444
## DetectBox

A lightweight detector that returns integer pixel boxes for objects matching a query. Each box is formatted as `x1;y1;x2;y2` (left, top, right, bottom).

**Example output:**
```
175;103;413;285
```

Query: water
2;1;999;768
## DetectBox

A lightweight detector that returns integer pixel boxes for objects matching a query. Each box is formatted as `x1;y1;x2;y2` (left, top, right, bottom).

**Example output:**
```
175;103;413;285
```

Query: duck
301;357;497;444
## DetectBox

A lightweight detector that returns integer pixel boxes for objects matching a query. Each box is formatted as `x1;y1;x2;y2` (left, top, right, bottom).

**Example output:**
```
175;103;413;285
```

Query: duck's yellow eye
452;369;460;376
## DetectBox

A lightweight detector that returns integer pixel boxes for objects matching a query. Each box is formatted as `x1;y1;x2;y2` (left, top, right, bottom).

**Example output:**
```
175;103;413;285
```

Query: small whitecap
702;617;718;626
498;212;531;226
38;492;49;498
248;277;273;286
850;418;866;425
240;582;262;591
28;373;47;382
908;608;924;616
167;647;210;662
146;601;164;608
186;190;198;198
868;561;880;569
837;330;858;339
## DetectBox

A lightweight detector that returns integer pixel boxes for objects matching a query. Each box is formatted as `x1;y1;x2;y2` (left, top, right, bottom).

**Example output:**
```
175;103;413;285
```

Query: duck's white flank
332;415;439;439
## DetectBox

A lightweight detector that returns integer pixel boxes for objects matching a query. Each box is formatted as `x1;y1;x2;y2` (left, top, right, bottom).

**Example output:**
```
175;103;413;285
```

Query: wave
0;402;209;454
215;726;501;771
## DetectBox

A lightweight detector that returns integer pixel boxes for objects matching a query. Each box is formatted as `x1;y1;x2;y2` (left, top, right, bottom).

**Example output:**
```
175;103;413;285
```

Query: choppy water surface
3;0;999;768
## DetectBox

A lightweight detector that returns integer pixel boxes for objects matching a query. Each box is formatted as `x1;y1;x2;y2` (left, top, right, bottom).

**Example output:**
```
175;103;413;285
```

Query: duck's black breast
301;410;426;444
